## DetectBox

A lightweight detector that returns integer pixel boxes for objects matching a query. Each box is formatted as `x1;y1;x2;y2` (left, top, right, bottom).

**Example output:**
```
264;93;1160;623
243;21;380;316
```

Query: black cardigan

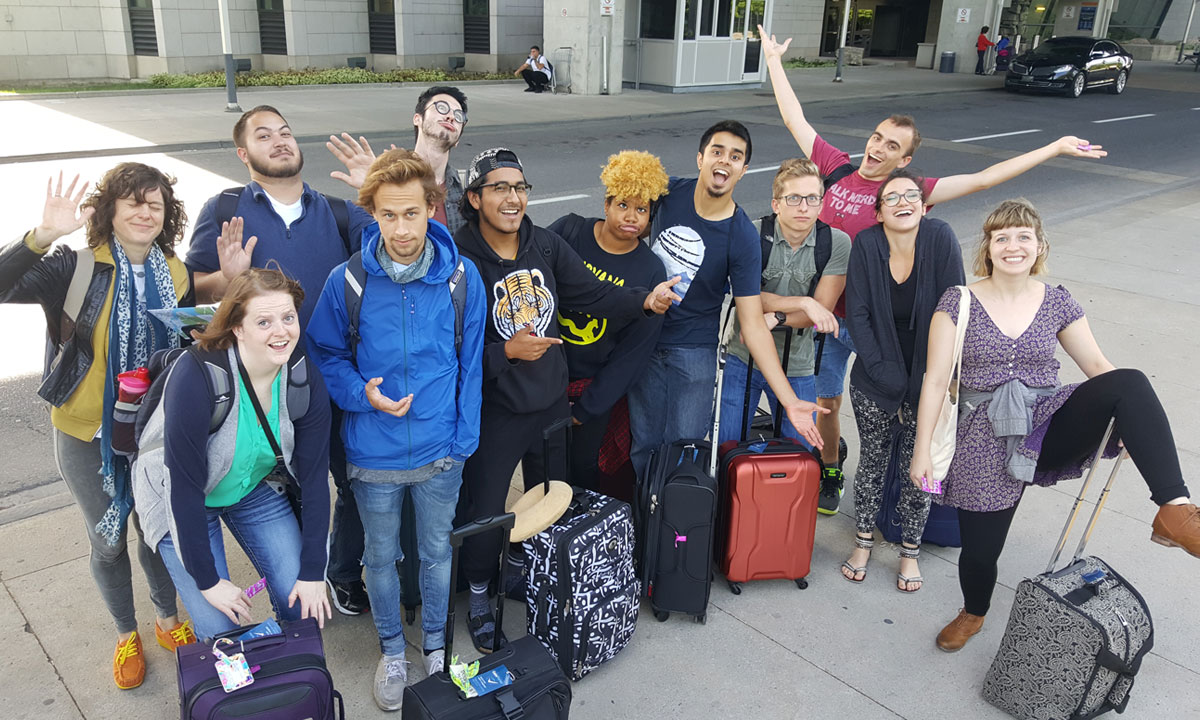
845;218;965;413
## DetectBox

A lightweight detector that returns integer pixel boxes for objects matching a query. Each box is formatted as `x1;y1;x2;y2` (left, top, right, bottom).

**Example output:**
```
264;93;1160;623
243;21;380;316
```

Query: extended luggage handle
446;512;517;663
1046;418;1129;574
541;416;573;492
740;324;796;443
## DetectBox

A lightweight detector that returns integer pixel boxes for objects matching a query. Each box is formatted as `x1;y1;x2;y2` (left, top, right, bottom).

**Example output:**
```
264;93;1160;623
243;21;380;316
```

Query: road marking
528;193;588;206
952;129;1042;143
1092;114;1155;124
746;152;864;175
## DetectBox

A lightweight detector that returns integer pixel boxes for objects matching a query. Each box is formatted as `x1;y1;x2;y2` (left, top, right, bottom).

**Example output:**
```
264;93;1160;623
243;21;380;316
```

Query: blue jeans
717;354;817;448
326;404;365;584
628;345;718;482
353;461;463;656
158;482;302;640
815;325;856;399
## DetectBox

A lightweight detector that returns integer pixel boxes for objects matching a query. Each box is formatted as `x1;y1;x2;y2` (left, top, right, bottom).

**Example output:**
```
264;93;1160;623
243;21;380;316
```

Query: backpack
822;161;856;189
341;251;468;363
215;186;354;258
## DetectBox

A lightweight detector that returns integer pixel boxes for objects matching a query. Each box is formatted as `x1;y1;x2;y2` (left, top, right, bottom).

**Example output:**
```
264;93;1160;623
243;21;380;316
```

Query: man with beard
326;86;469;235
186;104;376;617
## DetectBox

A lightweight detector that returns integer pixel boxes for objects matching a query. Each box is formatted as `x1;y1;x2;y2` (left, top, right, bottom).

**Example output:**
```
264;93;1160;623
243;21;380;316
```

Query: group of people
4;26;1199;714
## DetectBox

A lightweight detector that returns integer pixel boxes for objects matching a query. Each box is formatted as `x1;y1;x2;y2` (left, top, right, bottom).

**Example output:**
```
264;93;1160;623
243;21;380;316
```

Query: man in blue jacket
306;149;486;712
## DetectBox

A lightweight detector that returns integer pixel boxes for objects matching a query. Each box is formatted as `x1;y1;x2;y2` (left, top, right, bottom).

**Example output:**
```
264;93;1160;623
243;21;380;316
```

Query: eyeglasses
431;100;467;125
881;189;924;207
478;181;533;196
776;194;823;207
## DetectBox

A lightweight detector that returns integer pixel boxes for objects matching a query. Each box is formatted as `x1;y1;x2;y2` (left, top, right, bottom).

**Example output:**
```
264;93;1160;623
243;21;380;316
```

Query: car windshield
1027;38;1093;61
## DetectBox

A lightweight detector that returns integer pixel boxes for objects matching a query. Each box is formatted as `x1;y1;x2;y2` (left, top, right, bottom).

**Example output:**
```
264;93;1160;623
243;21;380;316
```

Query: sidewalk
2;60;1199;720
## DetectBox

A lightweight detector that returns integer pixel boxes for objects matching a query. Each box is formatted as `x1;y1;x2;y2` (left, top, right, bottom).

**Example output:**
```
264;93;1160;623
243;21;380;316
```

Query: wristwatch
773;311;788;327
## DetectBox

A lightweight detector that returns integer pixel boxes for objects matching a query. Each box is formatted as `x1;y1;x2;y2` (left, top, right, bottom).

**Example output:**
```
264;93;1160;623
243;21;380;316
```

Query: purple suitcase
176;617;344;720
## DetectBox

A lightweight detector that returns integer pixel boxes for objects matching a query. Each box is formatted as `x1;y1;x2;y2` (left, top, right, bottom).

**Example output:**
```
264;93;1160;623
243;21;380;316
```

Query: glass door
740;0;766;77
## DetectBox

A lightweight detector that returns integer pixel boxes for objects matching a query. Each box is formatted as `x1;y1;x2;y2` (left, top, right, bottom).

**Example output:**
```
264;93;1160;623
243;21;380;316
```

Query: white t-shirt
527;55;551;79
130;263;146;299
266;193;304;228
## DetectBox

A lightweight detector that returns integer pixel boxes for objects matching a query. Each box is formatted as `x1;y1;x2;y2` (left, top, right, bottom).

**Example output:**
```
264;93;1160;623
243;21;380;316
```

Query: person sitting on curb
515;45;552;93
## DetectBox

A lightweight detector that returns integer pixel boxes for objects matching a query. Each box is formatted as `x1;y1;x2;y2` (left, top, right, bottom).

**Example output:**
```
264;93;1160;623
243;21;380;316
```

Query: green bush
782;57;836;69
148;67;509;89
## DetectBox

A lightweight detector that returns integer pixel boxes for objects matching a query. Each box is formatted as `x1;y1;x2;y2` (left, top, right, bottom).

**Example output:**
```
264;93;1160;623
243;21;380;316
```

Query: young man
628;120;827;485
327;86;470;235
515;45;552;93
760;29;1107;512
548;150;670;489
717;158;848;458
306;149;486;712
186;105;376;616
453;147;678;653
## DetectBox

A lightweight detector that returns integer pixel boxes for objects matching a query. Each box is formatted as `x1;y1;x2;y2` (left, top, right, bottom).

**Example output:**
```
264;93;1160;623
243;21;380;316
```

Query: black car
1005;37;1133;98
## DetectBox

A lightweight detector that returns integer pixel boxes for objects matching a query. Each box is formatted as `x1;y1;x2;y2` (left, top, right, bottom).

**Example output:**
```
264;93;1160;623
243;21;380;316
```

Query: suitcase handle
741;325;795;441
446;512;516;663
1046;418;1129;574
541;416;572;491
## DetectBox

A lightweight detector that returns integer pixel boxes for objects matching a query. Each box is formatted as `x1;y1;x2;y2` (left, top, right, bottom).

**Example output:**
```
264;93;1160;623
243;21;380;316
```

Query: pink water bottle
117;367;150;403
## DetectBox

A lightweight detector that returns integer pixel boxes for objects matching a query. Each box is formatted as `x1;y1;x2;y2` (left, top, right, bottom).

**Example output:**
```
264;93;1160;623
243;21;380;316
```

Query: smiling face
696;131;748;199
232;291;300;371
468;167;527;239
372;180;435;266
861;120;915;180
110;187;165;255
986;225;1041;277
603;195;651;243
771;175;823;238
237;111;304;179
875;177;926;233
413;93;465;154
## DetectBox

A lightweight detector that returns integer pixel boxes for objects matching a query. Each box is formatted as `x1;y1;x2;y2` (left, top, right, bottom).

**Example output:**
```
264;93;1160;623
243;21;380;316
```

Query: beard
248;148;304;179
420;117;459;154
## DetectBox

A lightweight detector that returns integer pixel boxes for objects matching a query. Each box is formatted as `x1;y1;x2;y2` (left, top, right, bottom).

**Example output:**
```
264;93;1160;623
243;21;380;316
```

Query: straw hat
506;480;573;542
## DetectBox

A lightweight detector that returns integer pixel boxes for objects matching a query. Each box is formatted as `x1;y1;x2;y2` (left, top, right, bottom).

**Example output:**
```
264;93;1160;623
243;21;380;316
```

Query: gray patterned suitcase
982;420;1154;720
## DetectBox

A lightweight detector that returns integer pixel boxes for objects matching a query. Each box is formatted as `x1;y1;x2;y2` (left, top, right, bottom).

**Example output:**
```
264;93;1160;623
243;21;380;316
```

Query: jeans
326;404;365;584
158;482;302;640
628;345;718;482
814;325;856;399
353;461;463;656
717;354;817;448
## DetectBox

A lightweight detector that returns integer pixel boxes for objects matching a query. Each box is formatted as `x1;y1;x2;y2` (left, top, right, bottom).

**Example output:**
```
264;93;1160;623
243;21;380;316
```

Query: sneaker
373;653;409;712
818;467;845;516
327;578;370;616
155;619;196;652
1151;502;1200;558
113;632;146;690
423;648;445;677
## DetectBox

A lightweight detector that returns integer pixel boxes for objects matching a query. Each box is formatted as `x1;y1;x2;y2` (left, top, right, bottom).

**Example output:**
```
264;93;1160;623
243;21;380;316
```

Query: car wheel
1109;69;1127;94
1067;72;1086;98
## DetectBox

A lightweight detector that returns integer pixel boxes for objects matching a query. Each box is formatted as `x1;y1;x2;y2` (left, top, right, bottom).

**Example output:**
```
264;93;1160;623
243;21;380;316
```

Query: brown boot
1151;502;1200;559
936;609;985;653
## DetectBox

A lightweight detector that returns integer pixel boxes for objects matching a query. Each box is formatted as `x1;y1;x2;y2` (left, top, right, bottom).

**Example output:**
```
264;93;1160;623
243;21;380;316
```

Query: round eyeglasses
431;100;467;125
881;189;924;207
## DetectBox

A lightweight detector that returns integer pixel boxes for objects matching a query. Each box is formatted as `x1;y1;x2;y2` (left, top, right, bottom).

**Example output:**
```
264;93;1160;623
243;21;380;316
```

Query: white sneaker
373;653;408;712
424;648;445;677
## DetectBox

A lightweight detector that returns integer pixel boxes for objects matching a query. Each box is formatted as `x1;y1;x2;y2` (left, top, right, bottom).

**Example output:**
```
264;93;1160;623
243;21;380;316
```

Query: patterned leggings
849;384;931;546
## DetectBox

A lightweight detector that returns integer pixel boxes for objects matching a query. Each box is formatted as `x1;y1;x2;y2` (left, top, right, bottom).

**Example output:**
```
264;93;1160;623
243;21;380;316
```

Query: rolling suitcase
717;327;822;594
982;419;1153;720
176;617;345;720
402;513;573;720
524;418;640;680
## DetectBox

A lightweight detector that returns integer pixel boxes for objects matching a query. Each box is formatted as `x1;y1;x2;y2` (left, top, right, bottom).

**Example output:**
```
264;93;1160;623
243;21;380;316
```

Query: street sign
600;0;614;16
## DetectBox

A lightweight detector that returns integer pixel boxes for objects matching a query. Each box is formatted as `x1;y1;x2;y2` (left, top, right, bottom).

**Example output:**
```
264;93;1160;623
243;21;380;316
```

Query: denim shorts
815;325;856;399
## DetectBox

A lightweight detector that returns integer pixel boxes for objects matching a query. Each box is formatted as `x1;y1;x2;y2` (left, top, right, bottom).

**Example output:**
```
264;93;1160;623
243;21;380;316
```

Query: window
640;0;676;40
257;0;287;55
368;0;395;54
127;0;158;57
463;0;489;53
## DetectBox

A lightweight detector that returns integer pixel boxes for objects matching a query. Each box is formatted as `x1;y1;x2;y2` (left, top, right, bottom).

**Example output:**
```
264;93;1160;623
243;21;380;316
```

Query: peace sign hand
34;172;94;249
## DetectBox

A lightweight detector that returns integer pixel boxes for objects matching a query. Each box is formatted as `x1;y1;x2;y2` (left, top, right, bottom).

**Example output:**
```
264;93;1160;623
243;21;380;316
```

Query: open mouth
499;208;522;218
712;168;730;185
1001;255;1026;265
894;208;914;217
268;340;290;352
864;153;883;168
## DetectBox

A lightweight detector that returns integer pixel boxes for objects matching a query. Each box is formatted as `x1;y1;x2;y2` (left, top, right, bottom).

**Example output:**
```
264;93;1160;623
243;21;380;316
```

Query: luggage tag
212;639;254;693
237;617;282;641
467;665;514;697
244;577;267;598
918;475;943;495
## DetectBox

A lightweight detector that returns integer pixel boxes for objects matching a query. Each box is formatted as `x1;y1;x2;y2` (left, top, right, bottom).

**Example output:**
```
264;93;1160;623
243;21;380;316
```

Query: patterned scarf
95;239;180;546
375;233;436;285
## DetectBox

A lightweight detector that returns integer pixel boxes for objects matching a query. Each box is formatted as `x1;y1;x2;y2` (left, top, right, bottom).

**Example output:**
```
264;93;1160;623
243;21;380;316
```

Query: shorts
815;324;856;399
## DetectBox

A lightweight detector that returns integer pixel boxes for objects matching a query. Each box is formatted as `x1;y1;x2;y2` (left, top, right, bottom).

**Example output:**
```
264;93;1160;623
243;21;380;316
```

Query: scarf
95;239;180;546
960;378;1057;485
375;234;436;285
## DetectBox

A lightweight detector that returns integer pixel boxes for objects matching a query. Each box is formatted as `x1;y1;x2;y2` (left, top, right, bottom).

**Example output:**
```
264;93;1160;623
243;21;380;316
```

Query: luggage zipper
551;500;624;676
1113;607;1133;668
184;653;332;716
573;584;638;679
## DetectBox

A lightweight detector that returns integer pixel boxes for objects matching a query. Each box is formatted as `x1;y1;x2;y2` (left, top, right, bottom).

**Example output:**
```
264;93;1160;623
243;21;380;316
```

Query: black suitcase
402;513;573;720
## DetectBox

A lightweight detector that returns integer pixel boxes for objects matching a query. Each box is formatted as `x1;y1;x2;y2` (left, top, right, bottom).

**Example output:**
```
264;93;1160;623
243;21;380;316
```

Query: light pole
833;0;852;82
217;0;241;112
1179;0;1198;64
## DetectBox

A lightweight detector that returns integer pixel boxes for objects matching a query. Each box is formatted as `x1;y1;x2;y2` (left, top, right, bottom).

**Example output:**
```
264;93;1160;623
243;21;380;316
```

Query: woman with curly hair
549;150;670;490
0;164;197;689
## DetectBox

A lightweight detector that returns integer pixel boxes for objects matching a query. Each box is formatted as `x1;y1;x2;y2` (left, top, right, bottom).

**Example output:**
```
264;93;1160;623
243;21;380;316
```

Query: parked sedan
1005;37;1133;98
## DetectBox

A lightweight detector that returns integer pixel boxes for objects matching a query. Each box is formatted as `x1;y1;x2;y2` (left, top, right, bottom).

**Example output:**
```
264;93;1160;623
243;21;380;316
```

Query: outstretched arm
928;136;1107;204
759;25;817;158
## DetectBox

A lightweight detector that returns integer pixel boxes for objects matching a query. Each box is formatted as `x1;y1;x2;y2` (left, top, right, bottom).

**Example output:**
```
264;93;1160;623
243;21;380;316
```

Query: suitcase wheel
727;581;742;595
795;578;808;590
654;610;670;623
405;608;415;625
694;614;706;625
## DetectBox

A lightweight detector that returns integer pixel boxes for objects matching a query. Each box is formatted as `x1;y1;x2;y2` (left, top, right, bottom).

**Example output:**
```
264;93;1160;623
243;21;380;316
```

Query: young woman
135;268;333;640
912;199;1199;652
0;165;196;689
843;169;965;592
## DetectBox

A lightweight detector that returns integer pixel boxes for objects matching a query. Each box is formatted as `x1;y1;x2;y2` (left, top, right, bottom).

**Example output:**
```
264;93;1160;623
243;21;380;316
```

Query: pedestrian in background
976;26;996;75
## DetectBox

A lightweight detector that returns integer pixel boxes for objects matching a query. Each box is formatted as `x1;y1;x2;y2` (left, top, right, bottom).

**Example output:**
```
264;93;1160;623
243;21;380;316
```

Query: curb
0;77;526;102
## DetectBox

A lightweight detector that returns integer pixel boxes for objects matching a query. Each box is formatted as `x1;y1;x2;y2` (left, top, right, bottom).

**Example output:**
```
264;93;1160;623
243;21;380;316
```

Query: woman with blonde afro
549;150;671;491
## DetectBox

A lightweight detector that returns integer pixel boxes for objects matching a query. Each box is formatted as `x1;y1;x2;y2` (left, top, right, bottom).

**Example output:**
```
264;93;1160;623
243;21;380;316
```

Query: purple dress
935;284;1105;512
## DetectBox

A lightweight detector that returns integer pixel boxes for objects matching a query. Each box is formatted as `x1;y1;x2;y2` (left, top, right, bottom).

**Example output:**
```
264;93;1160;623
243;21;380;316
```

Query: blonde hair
771;158;823;198
973;198;1049;277
357;148;445;216
599;150;669;203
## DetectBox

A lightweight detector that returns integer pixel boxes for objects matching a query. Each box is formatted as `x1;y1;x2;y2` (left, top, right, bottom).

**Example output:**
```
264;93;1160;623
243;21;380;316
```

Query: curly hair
599;150;670;204
82;163;186;257
194;264;305;352
357;148;444;216
974;198;1049;277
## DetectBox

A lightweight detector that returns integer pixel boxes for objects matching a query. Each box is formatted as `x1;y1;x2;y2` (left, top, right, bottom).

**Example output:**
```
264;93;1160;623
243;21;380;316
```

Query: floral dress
935;284;1115;513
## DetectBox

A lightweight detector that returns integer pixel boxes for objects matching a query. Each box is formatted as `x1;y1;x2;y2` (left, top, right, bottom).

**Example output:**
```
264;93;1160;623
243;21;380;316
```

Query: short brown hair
194;266;305;351
771;158;823;198
357;148;445;216
886;114;921;155
973;198;1049;277
233;105;287;148
82;162;186;257
874;168;928;213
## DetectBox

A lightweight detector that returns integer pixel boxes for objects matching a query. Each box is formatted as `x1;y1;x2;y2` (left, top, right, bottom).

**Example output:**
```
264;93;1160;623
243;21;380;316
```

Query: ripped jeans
351;458;463;655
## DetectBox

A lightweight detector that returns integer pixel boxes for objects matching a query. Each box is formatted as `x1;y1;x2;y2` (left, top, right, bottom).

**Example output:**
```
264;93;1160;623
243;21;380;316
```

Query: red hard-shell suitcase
716;326;821;594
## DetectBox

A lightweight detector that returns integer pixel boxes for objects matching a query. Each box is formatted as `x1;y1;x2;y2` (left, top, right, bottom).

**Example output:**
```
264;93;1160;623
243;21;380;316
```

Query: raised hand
644;276;683;314
216;216;258;281
504;323;563;362
1056;136;1107;159
782;398;829;450
759;25;792;61
365;377;413;418
327;133;378;189
34;172;94;249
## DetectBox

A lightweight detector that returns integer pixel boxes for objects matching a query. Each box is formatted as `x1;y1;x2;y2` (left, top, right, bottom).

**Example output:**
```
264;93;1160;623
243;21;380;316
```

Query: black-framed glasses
478;181;533;196
431;100;467;125
776;194;823;207
881;189;924;206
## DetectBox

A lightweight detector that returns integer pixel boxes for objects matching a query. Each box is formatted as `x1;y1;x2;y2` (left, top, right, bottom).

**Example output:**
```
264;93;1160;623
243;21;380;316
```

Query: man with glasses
327;86;470;235
717;158;848;447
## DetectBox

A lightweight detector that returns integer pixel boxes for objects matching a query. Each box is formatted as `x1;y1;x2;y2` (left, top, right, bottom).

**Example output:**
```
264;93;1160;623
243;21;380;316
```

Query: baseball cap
466;147;524;189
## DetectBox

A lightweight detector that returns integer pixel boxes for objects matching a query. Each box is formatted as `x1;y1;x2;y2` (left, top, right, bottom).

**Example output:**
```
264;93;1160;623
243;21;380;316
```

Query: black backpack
215;186;354;258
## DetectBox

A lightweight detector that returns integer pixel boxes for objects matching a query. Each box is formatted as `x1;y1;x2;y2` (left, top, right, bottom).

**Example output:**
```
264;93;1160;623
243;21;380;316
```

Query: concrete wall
1159;0;1198;44
282;0;368;69
0;0;135;82
934;0;996;73
390;0;463;70
770;0;824;60
543;0;623;94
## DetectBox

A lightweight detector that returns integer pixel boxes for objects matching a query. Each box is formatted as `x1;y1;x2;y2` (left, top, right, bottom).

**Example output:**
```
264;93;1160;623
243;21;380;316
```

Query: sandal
841;533;874;583
467;611;507;654
897;544;923;593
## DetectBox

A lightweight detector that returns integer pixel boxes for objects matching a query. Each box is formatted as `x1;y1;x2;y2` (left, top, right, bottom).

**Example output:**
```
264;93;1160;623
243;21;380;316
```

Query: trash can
939;51;956;73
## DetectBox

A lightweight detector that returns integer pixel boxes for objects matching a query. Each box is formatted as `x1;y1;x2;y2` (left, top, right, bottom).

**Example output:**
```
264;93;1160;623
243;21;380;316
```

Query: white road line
1092;113;1155;124
746;152;863;175
952;129;1041;142
528;193;589;206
